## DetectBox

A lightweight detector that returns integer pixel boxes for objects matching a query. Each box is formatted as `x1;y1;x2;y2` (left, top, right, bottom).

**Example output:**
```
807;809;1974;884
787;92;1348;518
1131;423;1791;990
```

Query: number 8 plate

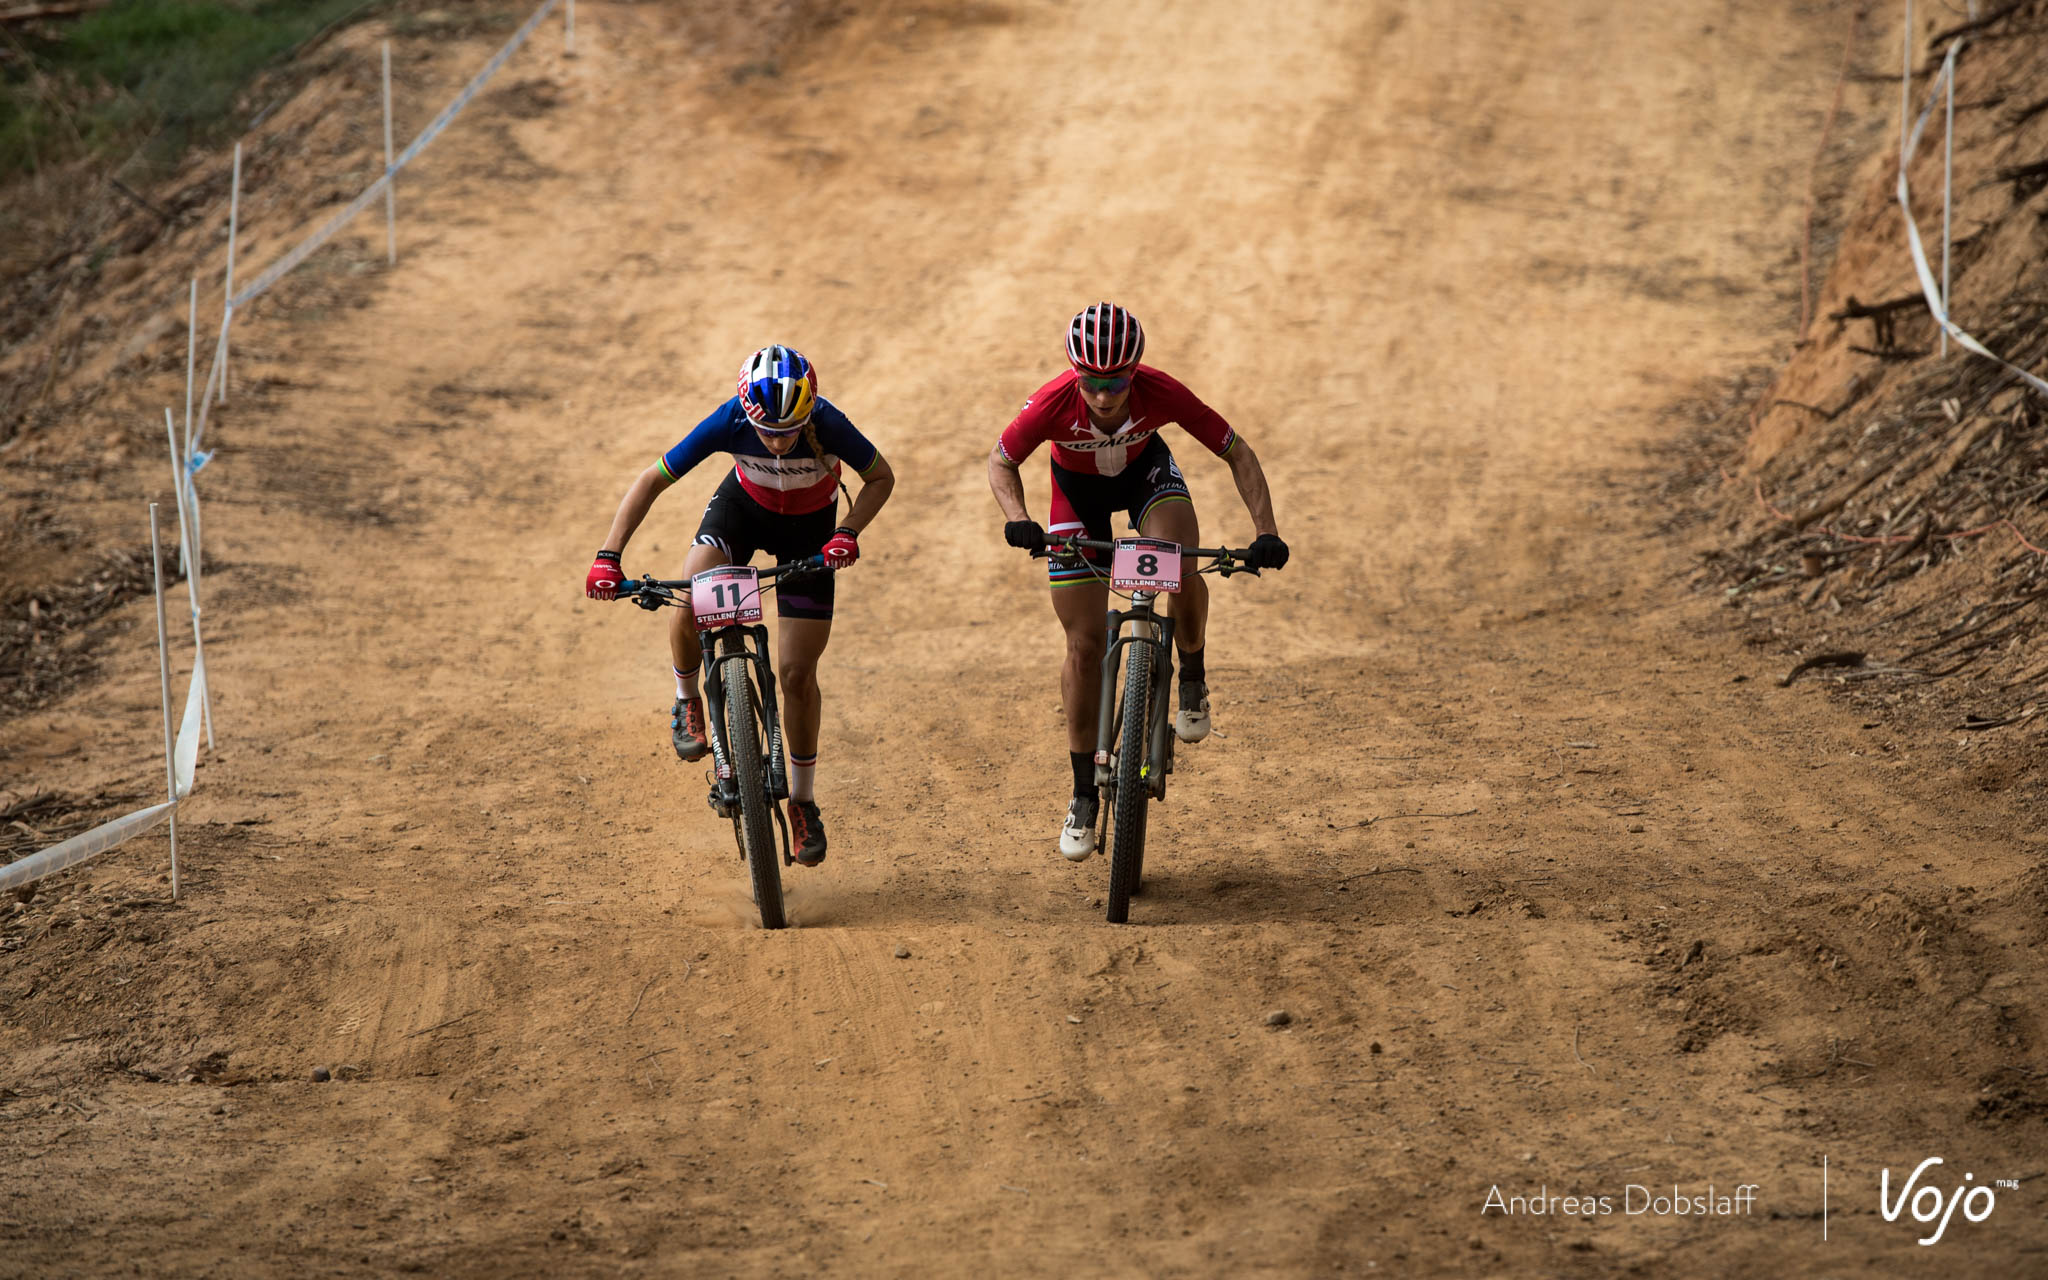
1111;537;1182;593
691;565;763;626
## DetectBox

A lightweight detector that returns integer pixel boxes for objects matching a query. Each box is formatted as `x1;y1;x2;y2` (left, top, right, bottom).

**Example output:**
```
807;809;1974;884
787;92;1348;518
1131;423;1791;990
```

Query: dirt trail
4;1;2045;1275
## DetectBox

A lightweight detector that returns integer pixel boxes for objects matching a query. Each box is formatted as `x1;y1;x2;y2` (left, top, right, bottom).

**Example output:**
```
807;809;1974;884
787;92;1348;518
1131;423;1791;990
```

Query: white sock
790;754;816;803
674;666;700;700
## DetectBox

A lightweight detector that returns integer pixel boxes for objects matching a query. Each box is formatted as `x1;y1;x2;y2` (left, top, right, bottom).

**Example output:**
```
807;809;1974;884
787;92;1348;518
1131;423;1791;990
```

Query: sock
674;665;700;700
1179;645;1205;685
791;754;816;803
1070;750;1093;799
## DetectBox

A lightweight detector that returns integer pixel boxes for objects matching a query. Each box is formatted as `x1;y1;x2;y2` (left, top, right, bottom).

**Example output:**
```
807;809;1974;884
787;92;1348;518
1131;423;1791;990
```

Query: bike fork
1149;615;1177;798
699;628;738;802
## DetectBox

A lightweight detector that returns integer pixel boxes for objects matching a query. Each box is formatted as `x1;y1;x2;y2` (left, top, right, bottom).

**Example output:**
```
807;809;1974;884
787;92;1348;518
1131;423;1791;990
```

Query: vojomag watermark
1879;1157;2010;1247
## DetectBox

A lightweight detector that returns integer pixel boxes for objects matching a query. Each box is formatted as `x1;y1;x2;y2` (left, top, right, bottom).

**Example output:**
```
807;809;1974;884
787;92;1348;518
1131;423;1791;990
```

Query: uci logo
1880;1157;2010;1245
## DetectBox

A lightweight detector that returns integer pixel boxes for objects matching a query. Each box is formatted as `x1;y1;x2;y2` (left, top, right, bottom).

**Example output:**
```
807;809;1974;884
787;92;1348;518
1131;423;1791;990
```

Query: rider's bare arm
601;462;676;555
987;444;1031;523
839;452;896;535
1224;438;1280;539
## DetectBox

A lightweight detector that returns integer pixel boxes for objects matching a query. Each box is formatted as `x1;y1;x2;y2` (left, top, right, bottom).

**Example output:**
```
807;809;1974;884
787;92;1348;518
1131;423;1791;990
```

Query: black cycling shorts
1047;436;1192;587
692;471;837;620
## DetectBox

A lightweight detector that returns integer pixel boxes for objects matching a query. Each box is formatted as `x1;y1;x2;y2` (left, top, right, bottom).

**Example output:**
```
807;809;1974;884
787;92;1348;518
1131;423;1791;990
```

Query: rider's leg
665;541;731;761
775;617;832;767
667;540;734;680
1052;575;1108;859
1138;497;1206;655
776;615;833;865
1052;578;1109;755
1138;497;1213;742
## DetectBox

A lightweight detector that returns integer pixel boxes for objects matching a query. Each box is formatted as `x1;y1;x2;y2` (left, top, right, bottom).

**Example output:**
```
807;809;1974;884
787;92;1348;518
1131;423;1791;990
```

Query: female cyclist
987;302;1287;861
585;345;894;866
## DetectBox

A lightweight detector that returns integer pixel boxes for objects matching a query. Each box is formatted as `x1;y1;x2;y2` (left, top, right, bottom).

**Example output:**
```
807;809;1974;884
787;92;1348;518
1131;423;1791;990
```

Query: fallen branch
0;1;110;22
1928;0;2029;49
1779;651;1866;687
1333;865;1424;885
404;1010;478;1039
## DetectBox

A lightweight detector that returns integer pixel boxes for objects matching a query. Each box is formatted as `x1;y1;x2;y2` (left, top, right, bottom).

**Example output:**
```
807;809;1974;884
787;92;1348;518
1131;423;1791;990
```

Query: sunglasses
1078;370;1134;393
752;419;807;437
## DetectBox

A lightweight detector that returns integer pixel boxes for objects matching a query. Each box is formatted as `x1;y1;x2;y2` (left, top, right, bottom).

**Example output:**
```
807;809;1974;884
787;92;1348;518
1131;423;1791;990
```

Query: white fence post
383;42;398;265
222;143;240;402
149;505;180;901
1900;0;1913;162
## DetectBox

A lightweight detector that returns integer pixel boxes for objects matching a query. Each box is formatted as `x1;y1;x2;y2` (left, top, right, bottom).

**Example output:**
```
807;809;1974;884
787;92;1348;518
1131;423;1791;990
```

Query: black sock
1179;645;1205;685
1071;750;1093;798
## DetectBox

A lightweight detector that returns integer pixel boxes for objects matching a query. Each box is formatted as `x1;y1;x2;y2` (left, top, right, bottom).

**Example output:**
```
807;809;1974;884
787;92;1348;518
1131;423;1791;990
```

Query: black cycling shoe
672;696;709;762
790;800;827;866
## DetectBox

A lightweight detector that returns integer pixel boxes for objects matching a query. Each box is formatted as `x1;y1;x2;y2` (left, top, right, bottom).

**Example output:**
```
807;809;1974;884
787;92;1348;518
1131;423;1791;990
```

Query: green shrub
1;0;380;176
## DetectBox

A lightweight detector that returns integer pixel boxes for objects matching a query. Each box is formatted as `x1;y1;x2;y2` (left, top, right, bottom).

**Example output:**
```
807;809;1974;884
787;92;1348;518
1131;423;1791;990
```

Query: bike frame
1094;591;1177;803
620;556;824;868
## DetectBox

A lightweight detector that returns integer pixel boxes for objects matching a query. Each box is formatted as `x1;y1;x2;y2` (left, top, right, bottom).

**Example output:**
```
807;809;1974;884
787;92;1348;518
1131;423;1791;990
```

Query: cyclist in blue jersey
585;345;895;865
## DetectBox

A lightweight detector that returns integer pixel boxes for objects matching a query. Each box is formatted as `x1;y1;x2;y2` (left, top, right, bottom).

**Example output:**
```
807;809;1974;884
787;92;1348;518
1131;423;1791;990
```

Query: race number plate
1112;537;1183;593
691;565;763;626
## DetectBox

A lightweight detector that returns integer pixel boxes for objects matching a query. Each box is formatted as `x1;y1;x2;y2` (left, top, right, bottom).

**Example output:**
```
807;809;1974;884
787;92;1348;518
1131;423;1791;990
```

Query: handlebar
1030;535;1264;578
615;555;828;610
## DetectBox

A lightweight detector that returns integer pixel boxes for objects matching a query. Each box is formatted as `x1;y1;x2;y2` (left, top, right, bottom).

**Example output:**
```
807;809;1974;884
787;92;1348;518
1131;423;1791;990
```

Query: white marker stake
1901;0;1913;164
161;408;213;749
222;143;240;402
181;280;196;575
1941;53;1954;358
566;0;575;55
383;42;397;265
149;504;180;901
164;409;192;577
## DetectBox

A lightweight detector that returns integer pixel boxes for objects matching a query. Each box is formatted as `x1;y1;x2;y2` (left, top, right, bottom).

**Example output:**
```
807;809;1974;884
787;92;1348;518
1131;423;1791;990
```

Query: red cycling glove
585;550;624;599
821;527;860;570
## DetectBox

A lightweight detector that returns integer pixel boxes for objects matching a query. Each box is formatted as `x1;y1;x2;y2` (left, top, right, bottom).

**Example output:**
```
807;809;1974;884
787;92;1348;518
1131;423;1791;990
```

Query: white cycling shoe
1174;680;1211;743
1060;794;1099;862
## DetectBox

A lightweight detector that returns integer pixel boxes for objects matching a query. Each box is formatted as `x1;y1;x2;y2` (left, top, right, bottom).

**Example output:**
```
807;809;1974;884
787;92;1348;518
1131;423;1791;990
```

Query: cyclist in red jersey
988;302;1287;860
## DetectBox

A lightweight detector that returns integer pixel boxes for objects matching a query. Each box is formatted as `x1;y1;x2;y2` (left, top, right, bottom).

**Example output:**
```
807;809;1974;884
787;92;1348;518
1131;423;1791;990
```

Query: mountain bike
617;555;824;930
1041;535;1262;924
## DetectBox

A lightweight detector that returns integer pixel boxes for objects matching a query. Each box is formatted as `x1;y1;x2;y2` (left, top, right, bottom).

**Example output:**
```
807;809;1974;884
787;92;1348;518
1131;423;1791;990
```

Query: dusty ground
4;0;2047;1274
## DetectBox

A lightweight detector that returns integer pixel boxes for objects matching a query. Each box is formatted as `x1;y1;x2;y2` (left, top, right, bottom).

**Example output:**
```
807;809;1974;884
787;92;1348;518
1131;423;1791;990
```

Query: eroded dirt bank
4;1;2046;1275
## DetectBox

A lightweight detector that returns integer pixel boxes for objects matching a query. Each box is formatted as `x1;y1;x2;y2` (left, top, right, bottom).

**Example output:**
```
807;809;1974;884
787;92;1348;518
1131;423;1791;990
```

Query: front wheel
1106;640;1152;924
725;659;785;929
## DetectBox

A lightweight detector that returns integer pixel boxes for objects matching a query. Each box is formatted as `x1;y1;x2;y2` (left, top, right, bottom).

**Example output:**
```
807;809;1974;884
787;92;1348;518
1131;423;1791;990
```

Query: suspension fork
746;623;790;800
1147;614;1177;798
1093;594;1173;789
696;624;787;799
699;625;737;786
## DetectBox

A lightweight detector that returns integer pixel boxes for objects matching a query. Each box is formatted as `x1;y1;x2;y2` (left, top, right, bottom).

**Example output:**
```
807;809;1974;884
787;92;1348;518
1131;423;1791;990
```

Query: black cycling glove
1245;533;1290;570
1005;520;1048;554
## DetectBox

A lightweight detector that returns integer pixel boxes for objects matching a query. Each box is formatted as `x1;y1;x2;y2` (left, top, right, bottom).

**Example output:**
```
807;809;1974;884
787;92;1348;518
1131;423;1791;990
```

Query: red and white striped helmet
1066;302;1145;375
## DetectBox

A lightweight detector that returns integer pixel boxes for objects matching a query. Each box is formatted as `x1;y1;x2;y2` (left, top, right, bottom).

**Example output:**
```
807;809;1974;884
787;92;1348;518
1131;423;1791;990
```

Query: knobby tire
1107;640;1152;924
725;659;785;930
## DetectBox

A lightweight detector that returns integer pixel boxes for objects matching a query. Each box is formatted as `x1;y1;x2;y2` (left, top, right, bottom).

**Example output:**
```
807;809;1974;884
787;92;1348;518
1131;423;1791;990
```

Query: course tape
228;0;563;313
175;651;205;799
0;652;206;891
0;803;177;894
1896;36;2048;398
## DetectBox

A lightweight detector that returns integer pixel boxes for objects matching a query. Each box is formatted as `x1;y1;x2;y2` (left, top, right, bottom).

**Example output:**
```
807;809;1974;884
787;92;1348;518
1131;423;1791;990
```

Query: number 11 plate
692;565;763;626
1112;537;1182;593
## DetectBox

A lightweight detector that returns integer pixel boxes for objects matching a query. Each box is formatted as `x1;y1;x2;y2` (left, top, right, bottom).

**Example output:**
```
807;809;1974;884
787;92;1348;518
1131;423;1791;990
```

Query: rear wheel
725;659;785;929
1106;640;1152;924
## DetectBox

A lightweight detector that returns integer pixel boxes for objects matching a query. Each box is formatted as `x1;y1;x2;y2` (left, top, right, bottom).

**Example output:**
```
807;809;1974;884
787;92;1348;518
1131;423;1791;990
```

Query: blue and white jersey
657;396;881;515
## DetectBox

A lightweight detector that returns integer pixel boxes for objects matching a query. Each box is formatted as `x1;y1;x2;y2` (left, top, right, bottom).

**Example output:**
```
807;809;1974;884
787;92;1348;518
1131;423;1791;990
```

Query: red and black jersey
997;365;1237;477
